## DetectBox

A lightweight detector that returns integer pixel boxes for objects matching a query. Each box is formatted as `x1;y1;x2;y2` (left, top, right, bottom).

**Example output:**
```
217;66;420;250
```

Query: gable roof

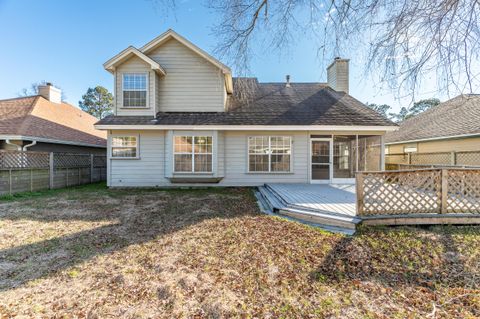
0;96;106;147
103;46;166;75
385;94;480;144
96;78;396;129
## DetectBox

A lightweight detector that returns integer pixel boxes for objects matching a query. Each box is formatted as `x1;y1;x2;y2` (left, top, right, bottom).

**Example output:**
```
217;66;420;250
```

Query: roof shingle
97;78;396;127
385;94;480;144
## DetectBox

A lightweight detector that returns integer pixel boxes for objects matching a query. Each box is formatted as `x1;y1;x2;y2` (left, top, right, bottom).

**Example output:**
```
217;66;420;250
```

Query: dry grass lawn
0;183;479;318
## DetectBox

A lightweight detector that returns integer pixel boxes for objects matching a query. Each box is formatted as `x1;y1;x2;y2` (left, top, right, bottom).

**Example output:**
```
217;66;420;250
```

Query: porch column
380;135;386;171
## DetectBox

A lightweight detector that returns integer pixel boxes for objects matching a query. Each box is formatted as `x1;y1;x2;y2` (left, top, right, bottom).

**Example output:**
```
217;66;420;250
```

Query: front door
311;138;332;183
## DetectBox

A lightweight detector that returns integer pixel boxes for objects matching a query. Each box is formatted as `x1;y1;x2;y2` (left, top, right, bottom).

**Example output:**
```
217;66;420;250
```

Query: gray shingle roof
385;94;480;144
97;78;396;127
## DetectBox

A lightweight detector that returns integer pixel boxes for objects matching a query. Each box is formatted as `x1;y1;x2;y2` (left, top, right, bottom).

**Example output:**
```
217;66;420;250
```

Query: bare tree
158;0;480;99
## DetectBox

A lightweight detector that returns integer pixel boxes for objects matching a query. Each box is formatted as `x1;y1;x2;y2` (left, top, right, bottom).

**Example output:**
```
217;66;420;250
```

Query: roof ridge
0;95;39;103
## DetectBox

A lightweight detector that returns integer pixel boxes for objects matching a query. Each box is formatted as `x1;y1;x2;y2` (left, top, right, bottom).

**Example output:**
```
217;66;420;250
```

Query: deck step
256;186;358;234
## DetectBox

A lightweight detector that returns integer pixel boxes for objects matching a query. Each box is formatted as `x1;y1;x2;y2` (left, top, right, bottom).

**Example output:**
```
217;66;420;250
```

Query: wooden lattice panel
411;152;451;165
54;153;91;168
456;151;480;167
447;169;480;213
0;151;49;169
93;155;107;168
359;170;442;216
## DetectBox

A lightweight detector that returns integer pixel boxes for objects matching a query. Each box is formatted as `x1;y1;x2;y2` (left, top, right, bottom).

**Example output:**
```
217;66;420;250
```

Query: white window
404;143;417;153
174;136;213;173
122;73;147;107
111;136;138;158
248;136;291;172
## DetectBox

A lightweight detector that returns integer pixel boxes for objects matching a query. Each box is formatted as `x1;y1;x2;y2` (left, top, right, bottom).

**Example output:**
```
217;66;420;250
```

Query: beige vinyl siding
148;38;225;112
114;56;155;116
387;136;480;154
218;131;309;186
109;130;168;187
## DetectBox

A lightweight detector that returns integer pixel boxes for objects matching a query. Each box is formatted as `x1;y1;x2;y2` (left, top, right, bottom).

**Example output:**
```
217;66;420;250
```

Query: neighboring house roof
96;78;396;128
385;94;480;144
0;96;107;147
104;46;167;76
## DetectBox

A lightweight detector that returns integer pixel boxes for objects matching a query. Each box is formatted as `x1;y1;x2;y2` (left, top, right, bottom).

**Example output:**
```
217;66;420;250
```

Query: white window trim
110;134;140;159
121;72;149;109
247;136;293;173
173;135;213;173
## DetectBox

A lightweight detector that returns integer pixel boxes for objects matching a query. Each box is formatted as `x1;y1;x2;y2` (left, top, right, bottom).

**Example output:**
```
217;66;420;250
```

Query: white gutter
94;124;398;132
5;139;22;151
0;135;106;148
386;132;480;145
22;140;37;151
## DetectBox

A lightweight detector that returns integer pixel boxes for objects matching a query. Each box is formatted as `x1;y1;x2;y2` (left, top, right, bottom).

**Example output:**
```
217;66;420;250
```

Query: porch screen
333;135;356;178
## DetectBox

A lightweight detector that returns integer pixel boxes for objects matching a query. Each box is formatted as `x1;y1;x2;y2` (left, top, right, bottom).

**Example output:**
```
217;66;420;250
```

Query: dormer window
122;73;147;107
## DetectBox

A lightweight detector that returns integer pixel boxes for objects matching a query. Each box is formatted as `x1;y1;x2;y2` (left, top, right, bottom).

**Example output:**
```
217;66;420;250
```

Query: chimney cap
46;82;52;86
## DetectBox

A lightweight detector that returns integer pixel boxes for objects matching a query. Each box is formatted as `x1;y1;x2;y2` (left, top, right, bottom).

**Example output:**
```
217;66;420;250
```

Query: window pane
249;154;269;172
112;147;136;158
248;136;269;154
194;154;212;172
194;136;212;153
271;154;290;172
123;73;147;107
112;136;137;147
174;154;192;172
271;137;291;154
174;136;192;153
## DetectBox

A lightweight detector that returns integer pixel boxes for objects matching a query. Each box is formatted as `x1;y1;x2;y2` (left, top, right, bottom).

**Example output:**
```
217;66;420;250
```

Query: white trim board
95;125;397;132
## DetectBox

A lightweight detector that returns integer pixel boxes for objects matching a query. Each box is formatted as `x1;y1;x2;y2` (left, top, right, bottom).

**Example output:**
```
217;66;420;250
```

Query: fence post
30;169;33;192
407;153;412;165
450;151;456;166
440;169;448;214
355;172;364;215
49;152;54;189
9;169;12;195
90;154;94;183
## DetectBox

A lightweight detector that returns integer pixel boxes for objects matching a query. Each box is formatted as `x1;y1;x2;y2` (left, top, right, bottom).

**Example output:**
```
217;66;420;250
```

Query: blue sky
0;0;447;111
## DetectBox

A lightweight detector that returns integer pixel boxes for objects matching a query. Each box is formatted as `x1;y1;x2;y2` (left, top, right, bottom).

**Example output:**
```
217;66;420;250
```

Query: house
0;84;106;154
95;29;397;187
385;94;480;155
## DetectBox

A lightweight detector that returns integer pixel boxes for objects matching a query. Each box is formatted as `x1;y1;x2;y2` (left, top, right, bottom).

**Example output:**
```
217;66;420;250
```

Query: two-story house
95;29;396;187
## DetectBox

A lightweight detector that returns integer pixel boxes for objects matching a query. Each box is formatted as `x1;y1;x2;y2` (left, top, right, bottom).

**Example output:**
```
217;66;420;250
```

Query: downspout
22;140;37;151
5;139;22;151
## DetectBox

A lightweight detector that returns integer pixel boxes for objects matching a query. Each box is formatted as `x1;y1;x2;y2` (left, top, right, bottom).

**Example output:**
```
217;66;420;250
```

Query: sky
0;0;457;112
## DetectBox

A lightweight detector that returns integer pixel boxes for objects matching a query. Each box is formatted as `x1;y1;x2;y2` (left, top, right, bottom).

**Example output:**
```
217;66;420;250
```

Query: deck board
266;183;357;217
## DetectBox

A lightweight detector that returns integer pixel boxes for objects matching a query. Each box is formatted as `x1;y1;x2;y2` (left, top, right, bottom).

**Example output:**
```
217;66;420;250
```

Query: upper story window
123;73;147;107
248;136;292;172
112;136;138;158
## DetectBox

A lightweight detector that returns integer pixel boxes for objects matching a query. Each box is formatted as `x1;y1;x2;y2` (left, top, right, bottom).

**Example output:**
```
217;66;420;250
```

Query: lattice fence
386;150;480;170
357;168;480;216
0;151;107;195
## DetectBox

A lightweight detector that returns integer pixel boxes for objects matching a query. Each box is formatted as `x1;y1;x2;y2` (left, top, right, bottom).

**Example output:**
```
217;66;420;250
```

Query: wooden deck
256;183;360;234
266;184;357;217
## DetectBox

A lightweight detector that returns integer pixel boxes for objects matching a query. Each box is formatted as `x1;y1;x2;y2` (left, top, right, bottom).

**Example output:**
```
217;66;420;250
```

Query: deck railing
356;168;480;216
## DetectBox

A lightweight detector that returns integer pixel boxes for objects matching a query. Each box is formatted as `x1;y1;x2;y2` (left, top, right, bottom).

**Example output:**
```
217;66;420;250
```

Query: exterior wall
387;136;480;154
107;129;387;187
109;130;167;187
114;56;155;116
148;38;225;112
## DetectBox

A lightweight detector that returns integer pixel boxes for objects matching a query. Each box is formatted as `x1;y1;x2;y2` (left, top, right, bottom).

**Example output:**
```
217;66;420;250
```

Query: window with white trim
174;136;213;173
248;136;291;172
122;73;147;107
112;136;138;158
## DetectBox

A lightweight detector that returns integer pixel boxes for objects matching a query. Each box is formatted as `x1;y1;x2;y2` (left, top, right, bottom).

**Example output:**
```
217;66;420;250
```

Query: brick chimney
327;58;349;93
38;82;62;104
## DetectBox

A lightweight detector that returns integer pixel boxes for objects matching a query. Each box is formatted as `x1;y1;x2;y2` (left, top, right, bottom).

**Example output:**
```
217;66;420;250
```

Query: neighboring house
95;29;397;187
385;94;480;154
0;84;106;154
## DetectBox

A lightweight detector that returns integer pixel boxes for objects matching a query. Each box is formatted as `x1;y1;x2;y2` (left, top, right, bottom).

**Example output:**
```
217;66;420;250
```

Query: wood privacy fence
386;150;480;170
356;168;480;216
0;151;106;195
